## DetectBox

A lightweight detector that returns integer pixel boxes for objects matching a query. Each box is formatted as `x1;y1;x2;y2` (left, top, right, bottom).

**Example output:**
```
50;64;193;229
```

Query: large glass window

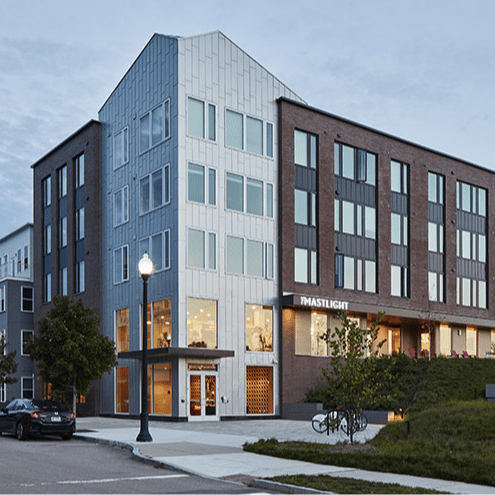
294;130;317;168
146;299;172;348
114;246;129;284
21;330;33;356
246;240;263;277
187;298;217;349
246;304;273;352
140;165;170;214
247;178;263;216
295;311;329;356
246;116;263;155
147;363;172;415
188;229;205;269
116;308;129;353
115;367;129;413
188;97;205;138
226;109;243;150
188;163;205;203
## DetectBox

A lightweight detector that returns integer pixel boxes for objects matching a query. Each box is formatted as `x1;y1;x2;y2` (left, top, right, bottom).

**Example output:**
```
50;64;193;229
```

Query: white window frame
75;153;85;188
139;165;171;215
226;236;273;278
21;330;34;356
187;228;216;271
113;127;129;170
21;376;34;399
75;260;85;294
187;96;216;142
0;286;5;312
21;286;33;313
138;230;171;273
139;100;171;154
187;163;216;206
114;186;129;226
114;245;129;284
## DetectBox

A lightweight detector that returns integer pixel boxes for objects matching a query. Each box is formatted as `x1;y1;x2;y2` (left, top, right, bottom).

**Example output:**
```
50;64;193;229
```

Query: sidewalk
75;417;495;494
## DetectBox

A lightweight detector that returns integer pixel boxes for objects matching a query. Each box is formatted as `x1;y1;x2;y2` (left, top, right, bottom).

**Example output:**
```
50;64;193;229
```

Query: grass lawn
244;401;495;488
267;474;447;494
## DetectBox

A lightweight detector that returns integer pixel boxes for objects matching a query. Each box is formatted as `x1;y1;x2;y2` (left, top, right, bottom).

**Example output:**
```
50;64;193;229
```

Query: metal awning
118;347;235;361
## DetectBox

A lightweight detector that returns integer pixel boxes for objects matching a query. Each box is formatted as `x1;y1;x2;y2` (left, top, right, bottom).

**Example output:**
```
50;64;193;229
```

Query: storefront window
246;366;273;414
439;324;451;356
115;367;129;413
147;364;172;415
466;327;477;356
116;308;129;353
187;298;217;348
141;299;172;349
246;305;273;352
295;311;329;356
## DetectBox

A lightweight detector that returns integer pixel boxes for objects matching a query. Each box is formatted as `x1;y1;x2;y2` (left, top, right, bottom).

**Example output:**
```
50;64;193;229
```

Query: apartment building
0;224;35;402
278;97;495;408
31;120;101;415
97;31;304;419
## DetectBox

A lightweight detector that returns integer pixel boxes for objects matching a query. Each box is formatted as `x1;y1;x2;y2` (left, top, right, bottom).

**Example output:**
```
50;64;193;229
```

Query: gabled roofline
31;120;101;169
278;97;492;175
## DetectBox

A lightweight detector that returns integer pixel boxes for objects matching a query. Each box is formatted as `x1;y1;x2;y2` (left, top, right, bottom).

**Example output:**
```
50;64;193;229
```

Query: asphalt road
0;434;258;494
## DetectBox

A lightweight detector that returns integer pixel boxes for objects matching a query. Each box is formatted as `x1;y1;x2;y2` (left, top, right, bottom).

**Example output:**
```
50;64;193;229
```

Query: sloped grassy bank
244;401;495;486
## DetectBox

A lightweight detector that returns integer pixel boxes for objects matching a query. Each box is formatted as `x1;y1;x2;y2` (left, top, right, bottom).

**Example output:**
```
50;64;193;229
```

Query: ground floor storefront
281;294;495;407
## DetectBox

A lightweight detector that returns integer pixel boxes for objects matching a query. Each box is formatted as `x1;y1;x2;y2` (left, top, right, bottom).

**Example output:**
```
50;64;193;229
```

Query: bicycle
312;408;368;436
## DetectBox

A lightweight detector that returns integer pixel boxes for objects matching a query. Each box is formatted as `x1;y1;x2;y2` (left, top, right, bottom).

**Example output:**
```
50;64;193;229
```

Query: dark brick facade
32;120;102;415
278;97;495;407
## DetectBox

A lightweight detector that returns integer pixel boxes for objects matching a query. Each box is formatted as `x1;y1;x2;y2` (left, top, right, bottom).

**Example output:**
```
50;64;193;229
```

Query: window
226;236;244;274
246;240;263;277
43;176;51;207
21;330;33;356
294;130;317;168
246;304;273;352
187;97;216;141
225;109;273;156
335;255;376;293
75;154;84;188
115;308;129;353
115;367;129;413
58;165;67;198
429;272;444;303
114;246;129;284
226;173;244;212
146;363;172;415
335;143;376;185
0;286;5;312
44;273;51;303
187;229;215;270
23;246;28;271
391;265;409;298
59;216;67;248
188;163;216;205
266;244;274;279
59;267;67;296
114;186;129;226
142;299;172;349
75;260;85;293
188;298;217;349
391;160;408;194
295;312;329;356
246;116;263;155
75;207;84;240
266;184;274;218
139;230;171;272
114;128;129;169
295;248;317;285
44;225;51;255
226;109;243;149
457;181;487;216
22;377;33;399
139;165;170;214
139;100;171;153
21;287;33;312
429;222;444;253
247;178;263;216
295;190;316;226
392;213;408;246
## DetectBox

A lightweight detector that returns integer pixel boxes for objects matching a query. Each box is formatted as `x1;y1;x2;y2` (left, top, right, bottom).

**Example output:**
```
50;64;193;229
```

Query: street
0;434;258;494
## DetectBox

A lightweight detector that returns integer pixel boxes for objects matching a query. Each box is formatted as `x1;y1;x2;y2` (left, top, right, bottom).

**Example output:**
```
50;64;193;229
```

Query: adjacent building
31;120;102;415
0;224;35;402
278;97;495;408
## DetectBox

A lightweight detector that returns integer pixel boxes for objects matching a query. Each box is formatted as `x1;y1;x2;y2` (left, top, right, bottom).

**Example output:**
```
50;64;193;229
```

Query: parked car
0;399;76;440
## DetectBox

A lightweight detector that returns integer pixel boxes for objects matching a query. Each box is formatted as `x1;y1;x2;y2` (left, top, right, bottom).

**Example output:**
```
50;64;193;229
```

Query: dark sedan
0;399;76;440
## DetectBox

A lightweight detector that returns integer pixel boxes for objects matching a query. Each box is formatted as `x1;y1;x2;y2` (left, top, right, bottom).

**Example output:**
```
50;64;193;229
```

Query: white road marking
20;474;188;487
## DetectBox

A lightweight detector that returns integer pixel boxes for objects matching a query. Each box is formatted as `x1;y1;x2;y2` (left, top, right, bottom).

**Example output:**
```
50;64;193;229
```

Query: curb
250;478;333;494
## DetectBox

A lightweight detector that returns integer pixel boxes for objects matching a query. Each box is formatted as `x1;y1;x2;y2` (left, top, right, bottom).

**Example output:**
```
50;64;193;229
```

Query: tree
320;310;393;443
29;296;117;415
0;336;18;397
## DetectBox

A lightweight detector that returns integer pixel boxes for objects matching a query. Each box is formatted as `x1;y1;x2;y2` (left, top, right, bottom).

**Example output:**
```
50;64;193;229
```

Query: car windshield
30;400;69;412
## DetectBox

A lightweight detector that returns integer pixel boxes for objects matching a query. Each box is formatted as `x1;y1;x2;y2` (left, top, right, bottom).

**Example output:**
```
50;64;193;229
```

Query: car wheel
16;422;28;441
61;433;73;441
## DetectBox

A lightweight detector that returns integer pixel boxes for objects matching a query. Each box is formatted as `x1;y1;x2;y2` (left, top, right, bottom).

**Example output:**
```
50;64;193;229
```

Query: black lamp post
136;252;153;442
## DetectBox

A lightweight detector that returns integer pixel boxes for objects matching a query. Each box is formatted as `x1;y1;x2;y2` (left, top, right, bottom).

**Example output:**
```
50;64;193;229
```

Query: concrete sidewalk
75;417;495;494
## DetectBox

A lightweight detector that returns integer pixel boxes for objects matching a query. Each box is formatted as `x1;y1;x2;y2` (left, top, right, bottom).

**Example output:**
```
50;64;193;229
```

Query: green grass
244;401;495;487
267;474;447;494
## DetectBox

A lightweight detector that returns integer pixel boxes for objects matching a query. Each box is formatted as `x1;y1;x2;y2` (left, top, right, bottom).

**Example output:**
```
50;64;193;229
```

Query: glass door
188;366;218;420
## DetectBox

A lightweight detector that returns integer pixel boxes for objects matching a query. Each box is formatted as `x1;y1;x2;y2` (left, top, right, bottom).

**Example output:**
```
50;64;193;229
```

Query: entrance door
188;372;218;420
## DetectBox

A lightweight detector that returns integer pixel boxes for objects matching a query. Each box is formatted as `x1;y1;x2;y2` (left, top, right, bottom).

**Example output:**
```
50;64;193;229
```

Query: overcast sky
1;0;494;239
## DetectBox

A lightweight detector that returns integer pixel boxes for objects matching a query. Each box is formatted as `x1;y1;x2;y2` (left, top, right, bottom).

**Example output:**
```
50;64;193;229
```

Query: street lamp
136;252;153;442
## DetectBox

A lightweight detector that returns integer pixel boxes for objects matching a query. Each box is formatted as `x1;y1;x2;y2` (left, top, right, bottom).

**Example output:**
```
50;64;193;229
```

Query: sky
1;0;495;239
